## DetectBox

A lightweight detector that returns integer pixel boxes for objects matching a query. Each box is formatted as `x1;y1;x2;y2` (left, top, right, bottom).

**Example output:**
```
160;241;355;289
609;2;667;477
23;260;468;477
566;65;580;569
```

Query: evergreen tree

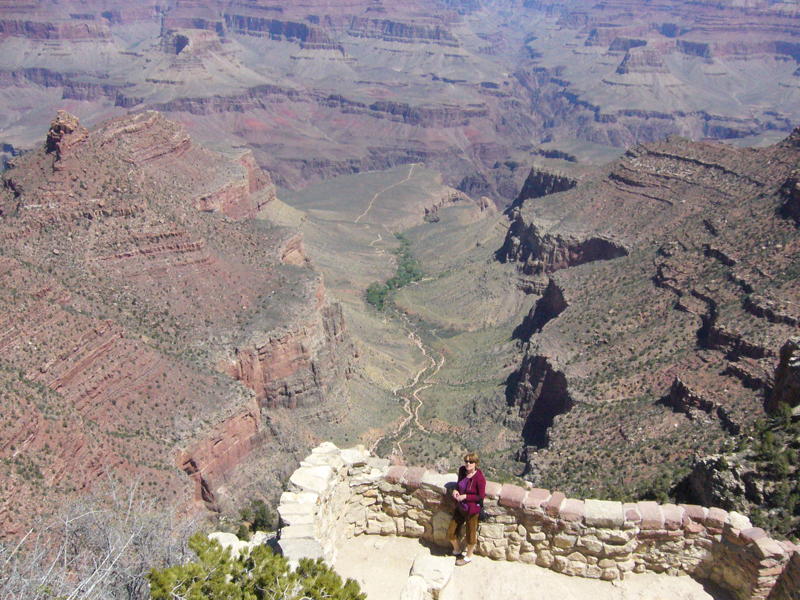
148;534;365;600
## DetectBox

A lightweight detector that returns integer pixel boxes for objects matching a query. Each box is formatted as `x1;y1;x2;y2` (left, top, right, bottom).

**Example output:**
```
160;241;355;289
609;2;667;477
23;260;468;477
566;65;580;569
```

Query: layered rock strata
1;0;798;198
0;111;355;536
275;443;800;600
499;129;800;497
509;166;578;211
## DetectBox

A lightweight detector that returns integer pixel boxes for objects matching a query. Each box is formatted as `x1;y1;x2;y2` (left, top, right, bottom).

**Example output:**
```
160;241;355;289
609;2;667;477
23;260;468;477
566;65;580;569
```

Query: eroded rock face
769;337;800;413
780;170;800;225
498;212;629;276
509;167;578;211
224;288;355;409
680;453;766;515
177;396;263;509
500;129;800;496
514;277;567;341
1;0;798;199
0;110;356;535
664;377;740;435
615;48;669;75
45;110;88;161
509;354;573;449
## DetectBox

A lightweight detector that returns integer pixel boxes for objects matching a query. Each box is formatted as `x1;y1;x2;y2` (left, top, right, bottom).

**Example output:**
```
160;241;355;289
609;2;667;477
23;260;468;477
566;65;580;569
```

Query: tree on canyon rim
148;534;365;600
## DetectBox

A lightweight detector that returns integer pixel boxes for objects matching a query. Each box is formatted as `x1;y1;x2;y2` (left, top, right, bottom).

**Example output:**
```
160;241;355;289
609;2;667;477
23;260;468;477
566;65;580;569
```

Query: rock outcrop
780;171;800;226
663;377;740;435
615;48;670;75
498;218;628;275
224;290;354;409
768;337;800;414
509;166;577;211
499;129;800;499
681;455;755;514
514;277;567;341
510;353;573;449
44;109;88;160
0;111;356;536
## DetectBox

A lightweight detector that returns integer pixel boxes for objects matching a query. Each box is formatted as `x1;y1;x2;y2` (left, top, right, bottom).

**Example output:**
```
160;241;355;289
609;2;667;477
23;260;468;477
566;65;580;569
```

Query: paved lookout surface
334;535;733;600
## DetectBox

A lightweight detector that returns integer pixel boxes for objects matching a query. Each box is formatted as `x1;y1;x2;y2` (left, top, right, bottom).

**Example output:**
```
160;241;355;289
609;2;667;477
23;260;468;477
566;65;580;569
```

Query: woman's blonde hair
463;452;479;466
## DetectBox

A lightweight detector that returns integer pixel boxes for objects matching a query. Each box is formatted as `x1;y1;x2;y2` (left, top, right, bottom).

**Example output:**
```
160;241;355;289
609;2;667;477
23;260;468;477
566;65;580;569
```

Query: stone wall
276;443;799;600
771;549;800;600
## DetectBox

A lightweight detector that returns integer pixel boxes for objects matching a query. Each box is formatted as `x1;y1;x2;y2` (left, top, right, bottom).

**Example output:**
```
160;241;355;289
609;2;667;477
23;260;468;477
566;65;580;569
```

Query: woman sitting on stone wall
448;452;486;566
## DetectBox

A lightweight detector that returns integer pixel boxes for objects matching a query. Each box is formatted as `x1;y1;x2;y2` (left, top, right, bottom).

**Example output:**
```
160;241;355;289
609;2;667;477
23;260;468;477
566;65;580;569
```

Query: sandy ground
333;535;732;600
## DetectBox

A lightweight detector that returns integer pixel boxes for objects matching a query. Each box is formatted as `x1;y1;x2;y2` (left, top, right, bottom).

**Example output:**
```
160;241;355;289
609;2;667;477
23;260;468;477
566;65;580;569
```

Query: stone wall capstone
275;443;800;600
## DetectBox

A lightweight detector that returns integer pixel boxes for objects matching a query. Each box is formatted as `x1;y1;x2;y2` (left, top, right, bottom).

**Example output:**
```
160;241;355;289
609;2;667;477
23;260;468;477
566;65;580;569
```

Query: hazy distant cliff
1;0;798;200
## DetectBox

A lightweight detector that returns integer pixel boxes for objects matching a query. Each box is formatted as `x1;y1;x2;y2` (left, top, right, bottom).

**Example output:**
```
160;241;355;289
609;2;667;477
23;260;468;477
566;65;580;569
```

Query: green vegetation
365;233;423;310
745;406;800;539
149;534;365;600
239;499;277;535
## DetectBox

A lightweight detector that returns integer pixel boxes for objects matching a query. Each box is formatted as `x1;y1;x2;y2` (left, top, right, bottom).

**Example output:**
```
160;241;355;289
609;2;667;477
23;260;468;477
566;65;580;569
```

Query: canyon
0;0;799;202
499;130;800;499
266;123;799;543
0;0;798;581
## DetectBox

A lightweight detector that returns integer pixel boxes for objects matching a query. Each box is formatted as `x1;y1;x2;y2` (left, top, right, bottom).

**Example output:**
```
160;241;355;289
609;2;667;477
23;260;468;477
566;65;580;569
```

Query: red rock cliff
0;111;356;535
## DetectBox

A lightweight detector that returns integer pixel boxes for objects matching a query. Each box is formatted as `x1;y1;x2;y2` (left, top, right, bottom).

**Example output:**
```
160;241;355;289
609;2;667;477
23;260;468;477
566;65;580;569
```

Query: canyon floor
271;164;532;477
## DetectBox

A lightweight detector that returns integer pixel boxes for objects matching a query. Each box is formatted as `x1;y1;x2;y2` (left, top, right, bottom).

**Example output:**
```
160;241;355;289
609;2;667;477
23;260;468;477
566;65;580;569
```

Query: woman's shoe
455;556;472;566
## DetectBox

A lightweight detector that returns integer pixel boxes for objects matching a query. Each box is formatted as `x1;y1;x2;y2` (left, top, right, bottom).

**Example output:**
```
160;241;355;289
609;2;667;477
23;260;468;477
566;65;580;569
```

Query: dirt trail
370;314;444;457
361;181;445;458
354;163;417;225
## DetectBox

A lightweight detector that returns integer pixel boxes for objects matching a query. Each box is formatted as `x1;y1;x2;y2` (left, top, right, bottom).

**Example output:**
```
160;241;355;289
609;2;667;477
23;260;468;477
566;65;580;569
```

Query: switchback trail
370;312;444;458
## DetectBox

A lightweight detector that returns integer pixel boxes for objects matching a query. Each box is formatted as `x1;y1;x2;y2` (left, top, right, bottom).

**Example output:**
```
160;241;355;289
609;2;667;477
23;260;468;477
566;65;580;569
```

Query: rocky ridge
498;129;800;500
0;110;356;537
1;0;799;200
678;336;800;538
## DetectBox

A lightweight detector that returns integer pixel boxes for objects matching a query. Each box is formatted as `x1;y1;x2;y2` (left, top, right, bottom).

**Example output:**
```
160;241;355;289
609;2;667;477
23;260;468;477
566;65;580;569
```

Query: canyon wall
0;110;356;536
224;288;356;410
509;166;577;211
1;0;799;198
497;128;800;501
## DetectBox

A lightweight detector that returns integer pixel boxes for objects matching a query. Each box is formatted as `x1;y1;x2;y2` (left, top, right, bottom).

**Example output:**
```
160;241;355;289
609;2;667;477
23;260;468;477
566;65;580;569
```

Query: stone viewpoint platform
265;443;798;600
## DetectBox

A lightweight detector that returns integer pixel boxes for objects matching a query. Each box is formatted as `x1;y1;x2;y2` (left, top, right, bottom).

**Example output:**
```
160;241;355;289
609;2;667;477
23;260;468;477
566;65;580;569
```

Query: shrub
148;534;365;600
365;282;389;310
364;233;423;311
250;500;275;532
0;479;193;600
236;524;251;541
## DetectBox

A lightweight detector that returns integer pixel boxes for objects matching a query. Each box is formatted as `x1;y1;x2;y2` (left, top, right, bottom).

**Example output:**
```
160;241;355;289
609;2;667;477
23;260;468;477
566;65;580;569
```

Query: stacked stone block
277;442;388;565
770;548;800;600
275;443;799;600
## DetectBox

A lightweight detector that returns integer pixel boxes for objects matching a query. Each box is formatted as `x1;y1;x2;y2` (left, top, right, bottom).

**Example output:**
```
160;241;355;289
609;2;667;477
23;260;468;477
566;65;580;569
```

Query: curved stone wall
276;443;800;600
